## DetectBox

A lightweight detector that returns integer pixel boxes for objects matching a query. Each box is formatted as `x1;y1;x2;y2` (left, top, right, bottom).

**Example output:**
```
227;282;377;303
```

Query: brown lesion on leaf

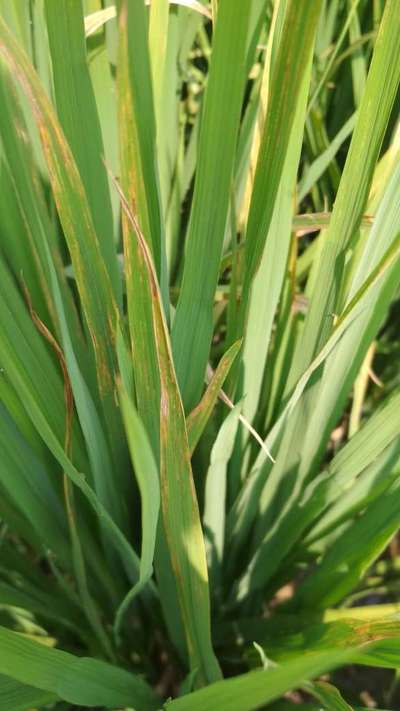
160;389;170;422
22;279;74;452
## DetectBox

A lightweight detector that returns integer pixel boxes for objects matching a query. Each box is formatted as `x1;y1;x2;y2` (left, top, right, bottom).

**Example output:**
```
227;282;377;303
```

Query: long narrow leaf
0;15;118;397
110;176;221;685
114;381;160;639
171;0;252;409
186;340;241;454
238;1;322;339
0;626;159;710
45;0;121;305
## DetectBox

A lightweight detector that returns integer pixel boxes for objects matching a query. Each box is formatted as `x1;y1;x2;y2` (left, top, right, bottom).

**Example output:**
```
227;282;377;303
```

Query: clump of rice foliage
0;0;400;708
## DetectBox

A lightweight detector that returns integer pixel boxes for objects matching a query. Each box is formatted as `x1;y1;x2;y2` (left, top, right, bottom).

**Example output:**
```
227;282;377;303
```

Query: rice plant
0;0;400;708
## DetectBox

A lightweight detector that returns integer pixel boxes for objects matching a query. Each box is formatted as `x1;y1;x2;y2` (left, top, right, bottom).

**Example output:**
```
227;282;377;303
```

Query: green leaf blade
171;0;253;410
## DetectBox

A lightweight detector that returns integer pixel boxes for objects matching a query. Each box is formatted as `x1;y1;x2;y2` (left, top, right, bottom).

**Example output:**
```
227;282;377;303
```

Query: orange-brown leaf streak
22;279;73;456
106;163;209;667
21;278;82;578
21;281;108;653
0;31;118;396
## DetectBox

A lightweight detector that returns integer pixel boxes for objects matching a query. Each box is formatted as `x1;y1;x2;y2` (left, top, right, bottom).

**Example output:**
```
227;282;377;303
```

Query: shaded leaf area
0;625;160;710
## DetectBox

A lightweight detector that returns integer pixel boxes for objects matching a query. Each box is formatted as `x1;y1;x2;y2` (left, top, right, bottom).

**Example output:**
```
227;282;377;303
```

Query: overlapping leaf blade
0;14;118;397
0;626;160;710
171;0;253;409
113;181;221;685
45;0;121;305
0;674;57;711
